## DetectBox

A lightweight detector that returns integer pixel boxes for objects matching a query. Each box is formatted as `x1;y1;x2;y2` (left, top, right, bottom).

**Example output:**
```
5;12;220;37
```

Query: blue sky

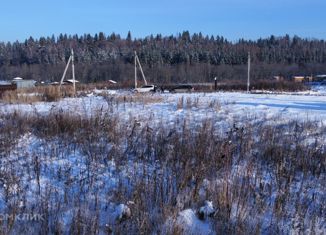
0;0;325;42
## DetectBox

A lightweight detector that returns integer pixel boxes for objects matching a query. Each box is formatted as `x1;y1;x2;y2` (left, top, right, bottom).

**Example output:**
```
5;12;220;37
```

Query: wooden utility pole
71;49;75;95
134;51;137;89
134;51;148;89
247;52;250;93
60;49;76;96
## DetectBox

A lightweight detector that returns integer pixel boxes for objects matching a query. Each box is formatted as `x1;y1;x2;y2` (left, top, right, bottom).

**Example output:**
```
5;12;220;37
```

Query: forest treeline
0;31;326;85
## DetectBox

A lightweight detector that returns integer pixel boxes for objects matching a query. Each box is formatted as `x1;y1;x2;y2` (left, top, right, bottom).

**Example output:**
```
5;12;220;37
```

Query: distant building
12;77;36;89
293;76;313;83
293;76;305;83
0;81;11;86
0;81;17;94
273;76;284;82
0;77;36;93
50;81;60;85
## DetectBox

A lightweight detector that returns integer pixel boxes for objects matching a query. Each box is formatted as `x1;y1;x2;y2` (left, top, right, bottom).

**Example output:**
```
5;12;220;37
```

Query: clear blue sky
0;0;325;42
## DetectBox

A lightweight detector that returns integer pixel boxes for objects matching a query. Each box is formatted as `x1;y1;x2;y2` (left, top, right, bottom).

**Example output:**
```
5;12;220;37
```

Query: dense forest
0;31;326;85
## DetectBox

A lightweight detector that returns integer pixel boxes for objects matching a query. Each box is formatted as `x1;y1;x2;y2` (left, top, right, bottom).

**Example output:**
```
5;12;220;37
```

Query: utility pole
134;51;137;89
134;51;148;89
136;54;147;85
247;52;251;93
71;49;75;96
60;49;76;96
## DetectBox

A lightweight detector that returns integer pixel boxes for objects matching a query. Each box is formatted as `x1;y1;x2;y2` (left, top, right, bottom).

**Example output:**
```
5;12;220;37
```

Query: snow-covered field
0;90;325;234
2;89;326;124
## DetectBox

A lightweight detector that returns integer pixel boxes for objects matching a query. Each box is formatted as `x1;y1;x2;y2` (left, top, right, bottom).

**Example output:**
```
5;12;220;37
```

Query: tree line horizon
0;31;325;84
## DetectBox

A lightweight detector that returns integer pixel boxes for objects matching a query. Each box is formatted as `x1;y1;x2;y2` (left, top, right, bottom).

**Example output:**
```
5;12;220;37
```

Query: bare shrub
0;86;75;104
177;96;184;110
0;90;42;104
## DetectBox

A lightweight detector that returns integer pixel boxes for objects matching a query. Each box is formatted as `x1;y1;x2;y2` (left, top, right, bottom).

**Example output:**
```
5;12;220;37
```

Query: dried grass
0;102;324;234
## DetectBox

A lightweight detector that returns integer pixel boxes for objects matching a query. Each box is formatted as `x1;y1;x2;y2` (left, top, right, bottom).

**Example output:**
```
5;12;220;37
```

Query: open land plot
0;91;325;234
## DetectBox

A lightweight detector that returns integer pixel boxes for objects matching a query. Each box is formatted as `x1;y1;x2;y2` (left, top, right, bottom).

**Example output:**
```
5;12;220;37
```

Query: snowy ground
1;90;326;128
0;91;326;139
0;89;325;234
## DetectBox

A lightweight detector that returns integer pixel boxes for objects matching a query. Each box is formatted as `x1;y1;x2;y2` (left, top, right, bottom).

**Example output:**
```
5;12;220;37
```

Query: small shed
12;77;36;89
293;76;305;83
